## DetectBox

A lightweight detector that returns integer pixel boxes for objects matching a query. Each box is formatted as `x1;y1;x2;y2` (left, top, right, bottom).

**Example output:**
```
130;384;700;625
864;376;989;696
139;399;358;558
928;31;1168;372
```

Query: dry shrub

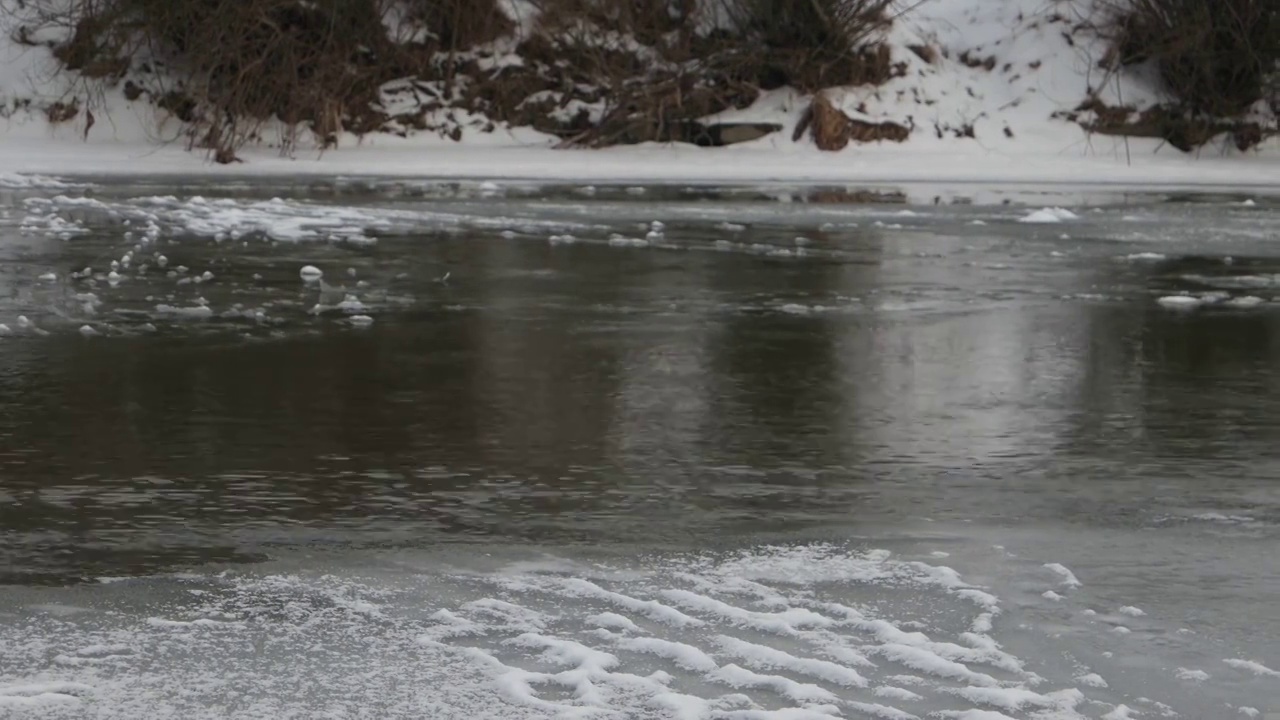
19;0;509;159
713;0;898;91
21;0;911;155
1104;0;1280;118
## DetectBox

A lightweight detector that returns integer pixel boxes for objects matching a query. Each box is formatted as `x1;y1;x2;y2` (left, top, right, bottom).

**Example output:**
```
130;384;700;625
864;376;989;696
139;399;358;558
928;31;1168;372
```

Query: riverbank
2;0;1277;185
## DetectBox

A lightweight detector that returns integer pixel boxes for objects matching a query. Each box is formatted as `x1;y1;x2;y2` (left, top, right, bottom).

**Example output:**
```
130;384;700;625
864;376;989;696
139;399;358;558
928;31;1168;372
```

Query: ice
1075;673;1107;688
37;272;57;281
1175;668;1209;682
300;265;324;281
714;635;868;687
1225;296;1265;308
874;686;923;702
659;589;837;634
586;612;641;633
559;578;704;627
707;664;839;705
0;681;92;708
1222;659;1279;677
349;315;375;326
614;635;718;672
1018;208;1079;224
1043;563;1082;588
873;643;999;686
1157;294;1202;310
1102;706;1139;720
1238;707;1260;717
1125;252;1166;261
1118;606;1146;617
1042;591;1063;601
949;687;1083;713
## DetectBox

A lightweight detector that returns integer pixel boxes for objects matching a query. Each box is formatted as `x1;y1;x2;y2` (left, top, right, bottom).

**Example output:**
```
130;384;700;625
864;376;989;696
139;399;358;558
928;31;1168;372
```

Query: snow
1222;659;1280;677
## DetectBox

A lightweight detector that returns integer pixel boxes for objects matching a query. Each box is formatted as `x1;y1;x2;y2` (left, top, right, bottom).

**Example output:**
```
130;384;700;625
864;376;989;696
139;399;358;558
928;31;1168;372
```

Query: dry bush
17;0;910;155
15;0;509;159
711;0;898;91
1103;0;1280;118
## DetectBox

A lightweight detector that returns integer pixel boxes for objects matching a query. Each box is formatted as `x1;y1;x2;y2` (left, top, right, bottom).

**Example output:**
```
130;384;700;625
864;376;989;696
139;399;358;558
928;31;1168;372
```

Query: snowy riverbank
2;0;1277;187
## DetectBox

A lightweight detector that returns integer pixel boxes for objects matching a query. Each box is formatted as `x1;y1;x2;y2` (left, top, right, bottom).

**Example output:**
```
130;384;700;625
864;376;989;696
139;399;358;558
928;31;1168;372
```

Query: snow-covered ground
1;0;1276;187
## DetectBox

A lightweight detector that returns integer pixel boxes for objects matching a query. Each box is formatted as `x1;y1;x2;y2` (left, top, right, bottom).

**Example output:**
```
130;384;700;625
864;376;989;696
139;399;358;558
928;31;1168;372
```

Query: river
1;178;1277;719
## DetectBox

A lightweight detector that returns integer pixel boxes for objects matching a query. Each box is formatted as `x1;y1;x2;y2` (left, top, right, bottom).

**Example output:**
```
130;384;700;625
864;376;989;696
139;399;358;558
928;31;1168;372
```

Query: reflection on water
0;186;1279;585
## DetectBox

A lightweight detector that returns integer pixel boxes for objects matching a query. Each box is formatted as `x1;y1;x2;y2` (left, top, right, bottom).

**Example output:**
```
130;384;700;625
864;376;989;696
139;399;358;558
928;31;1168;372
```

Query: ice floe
1019;207;1080;224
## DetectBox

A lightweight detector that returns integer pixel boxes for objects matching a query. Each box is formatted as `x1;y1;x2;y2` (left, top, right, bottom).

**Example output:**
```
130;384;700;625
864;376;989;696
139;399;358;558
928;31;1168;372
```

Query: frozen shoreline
3;136;1280;193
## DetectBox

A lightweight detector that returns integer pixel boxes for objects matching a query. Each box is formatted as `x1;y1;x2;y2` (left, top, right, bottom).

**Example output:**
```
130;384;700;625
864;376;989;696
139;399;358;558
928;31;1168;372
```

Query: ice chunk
1043;563;1082;587
1157;295;1201;310
78;325;99;336
1226;295;1265;308
1118;606;1145;617
1222;658;1279;677
300;265;324;281
1075;673;1107;688
1019;207;1080;223
1175;667;1209;682
617;636;717;672
1042;591;1063;601
1125;252;1166;261
349;315;375;327
38;272;57;281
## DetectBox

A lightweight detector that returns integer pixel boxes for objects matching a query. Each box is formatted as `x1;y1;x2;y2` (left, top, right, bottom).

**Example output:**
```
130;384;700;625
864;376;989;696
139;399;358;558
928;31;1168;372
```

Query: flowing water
0;177;1278;719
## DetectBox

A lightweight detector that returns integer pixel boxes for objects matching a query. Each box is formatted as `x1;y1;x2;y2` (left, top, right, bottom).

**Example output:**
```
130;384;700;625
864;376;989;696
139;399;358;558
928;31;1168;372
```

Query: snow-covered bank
3;137;1280;190
1;0;1277;187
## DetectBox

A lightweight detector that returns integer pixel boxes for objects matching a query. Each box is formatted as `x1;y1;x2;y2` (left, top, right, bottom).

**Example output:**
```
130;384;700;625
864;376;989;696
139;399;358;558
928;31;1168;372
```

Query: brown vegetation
14;0;904;159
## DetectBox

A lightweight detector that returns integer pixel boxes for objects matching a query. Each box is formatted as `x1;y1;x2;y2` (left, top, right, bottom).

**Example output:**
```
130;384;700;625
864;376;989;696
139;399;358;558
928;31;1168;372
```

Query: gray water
0;179;1278;719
